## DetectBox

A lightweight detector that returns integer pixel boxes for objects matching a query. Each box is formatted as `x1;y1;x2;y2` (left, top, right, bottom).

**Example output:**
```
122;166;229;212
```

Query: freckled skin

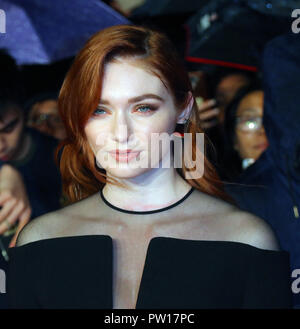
234;90;269;160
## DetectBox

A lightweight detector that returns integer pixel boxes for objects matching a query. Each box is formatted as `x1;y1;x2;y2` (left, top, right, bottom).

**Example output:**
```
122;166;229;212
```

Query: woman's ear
177;91;194;124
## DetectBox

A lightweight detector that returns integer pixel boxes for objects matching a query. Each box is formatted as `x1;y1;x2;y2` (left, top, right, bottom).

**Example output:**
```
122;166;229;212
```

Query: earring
173;131;184;137
179;117;189;125
173;120;187;138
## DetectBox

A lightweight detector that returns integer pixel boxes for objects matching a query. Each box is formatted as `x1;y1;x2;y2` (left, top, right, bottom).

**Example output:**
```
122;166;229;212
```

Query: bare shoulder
190;190;280;251
16;193;99;247
16;210;64;247
222;207;280;251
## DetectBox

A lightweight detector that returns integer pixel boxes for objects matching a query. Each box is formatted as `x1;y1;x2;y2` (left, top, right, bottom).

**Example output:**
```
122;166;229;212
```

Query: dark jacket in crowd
0;128;61;308
1;128;62;221
225;32;300;307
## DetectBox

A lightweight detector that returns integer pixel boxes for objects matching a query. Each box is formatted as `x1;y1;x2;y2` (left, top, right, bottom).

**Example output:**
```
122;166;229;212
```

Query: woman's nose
111;113;130;143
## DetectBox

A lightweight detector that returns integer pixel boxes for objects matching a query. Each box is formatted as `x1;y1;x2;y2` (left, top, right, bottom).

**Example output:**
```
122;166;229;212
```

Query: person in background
197;69;256;130
27;92;67;141
0;163;31;309
213;70;256;124
0;51;62;249
222;84;268;180
194;69;257;173
0;164;31;248
225;33;300;308
0;98;62;248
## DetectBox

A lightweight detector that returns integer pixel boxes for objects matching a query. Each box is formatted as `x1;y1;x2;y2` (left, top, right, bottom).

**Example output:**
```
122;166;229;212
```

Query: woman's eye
93;108;107;116
135;105;156;114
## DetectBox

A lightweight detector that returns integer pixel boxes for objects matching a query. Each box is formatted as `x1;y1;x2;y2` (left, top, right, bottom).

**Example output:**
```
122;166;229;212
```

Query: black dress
6;235;293;309
6;189;292;309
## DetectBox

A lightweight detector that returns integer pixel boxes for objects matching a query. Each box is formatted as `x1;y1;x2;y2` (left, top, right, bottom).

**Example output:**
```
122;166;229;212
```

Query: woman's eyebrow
99;94;164;105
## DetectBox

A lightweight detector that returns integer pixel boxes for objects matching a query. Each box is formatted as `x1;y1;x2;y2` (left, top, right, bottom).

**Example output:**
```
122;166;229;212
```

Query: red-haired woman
7;25;291;309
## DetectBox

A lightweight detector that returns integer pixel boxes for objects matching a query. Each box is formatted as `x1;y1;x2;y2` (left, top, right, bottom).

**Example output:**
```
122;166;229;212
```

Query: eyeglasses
236;116;263;132
28;113;64;128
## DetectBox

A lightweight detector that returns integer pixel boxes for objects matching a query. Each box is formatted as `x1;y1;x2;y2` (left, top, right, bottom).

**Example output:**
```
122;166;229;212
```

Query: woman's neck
102;167;191;212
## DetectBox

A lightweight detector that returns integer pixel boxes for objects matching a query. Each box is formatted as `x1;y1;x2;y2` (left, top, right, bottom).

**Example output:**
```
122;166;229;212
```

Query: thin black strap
100;187;194;215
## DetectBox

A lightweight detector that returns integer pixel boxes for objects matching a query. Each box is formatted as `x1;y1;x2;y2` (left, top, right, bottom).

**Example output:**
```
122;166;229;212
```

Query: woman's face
84;59;188;180
234;90;269;160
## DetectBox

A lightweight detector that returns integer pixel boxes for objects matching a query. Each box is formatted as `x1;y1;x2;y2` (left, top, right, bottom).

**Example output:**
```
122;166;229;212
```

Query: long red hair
57;25;231;203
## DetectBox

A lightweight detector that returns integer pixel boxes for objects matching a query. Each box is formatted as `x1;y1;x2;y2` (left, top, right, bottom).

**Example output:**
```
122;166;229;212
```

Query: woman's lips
108;150;140;162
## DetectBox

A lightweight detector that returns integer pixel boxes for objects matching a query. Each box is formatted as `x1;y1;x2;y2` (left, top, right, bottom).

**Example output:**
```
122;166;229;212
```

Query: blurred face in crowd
215;74;250;123
84;58;189;180
234;90;268;160
28;99;66;140
0;106;24;161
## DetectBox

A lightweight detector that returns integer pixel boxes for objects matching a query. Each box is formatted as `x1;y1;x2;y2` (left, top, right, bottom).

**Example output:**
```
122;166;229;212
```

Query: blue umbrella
0;0;130;65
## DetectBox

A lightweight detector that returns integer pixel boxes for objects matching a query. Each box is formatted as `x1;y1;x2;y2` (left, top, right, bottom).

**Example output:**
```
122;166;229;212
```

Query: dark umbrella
185;0;291;71
248;0;300;17
131;0;210;17
0;0;130;65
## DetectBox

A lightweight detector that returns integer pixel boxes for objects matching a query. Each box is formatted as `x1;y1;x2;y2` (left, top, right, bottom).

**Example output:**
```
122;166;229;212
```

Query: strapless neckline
8;235;290;309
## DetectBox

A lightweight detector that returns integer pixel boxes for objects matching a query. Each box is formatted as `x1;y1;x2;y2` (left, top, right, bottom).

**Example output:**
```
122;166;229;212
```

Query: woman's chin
105;166;152;180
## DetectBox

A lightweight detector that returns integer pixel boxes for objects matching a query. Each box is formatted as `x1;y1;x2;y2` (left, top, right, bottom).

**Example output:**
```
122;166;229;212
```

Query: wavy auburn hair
57;24;230;203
